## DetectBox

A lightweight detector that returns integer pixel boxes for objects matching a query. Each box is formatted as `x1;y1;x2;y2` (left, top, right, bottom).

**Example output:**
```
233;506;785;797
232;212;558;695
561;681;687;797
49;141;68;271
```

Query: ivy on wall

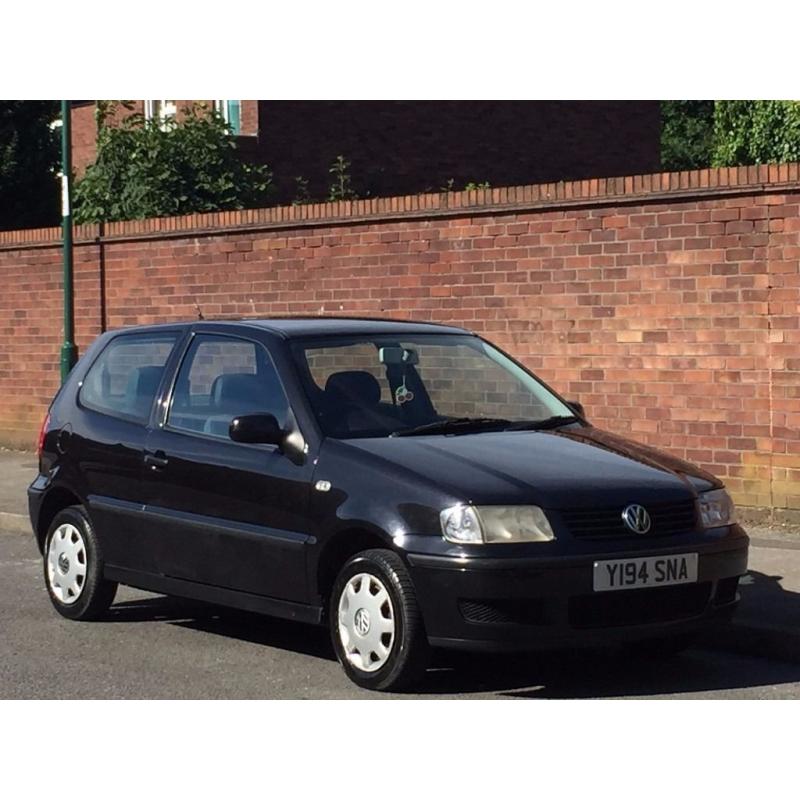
662;100;800;170
712;100;800;166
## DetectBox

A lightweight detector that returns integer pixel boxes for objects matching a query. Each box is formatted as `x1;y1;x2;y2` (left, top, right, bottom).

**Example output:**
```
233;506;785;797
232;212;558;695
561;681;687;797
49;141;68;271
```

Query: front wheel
44;506;118;621
330;549;429;692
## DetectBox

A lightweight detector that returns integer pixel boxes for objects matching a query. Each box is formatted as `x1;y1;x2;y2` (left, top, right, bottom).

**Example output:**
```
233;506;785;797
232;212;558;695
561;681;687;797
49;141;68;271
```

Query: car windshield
290;333;577;439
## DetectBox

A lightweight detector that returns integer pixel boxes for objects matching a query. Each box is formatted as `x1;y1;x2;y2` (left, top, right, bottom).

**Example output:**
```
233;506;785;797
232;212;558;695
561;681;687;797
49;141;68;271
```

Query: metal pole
60;99;78;382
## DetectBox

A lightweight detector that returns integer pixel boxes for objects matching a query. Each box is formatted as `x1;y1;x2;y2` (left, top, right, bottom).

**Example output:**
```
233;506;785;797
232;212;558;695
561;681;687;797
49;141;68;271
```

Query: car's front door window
167;334;290;440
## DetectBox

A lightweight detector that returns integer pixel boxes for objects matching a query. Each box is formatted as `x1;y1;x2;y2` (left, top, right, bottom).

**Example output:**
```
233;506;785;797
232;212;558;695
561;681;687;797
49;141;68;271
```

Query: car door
142;330;315;603
72;329;183;572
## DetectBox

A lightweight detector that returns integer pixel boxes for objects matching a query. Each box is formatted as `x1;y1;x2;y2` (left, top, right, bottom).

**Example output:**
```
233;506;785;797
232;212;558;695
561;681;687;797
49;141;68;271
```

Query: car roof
108;316;472;340
243;317;471;339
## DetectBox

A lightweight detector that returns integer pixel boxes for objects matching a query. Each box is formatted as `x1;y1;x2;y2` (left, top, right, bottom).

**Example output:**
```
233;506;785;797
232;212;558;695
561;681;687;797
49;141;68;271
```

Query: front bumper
404;525;749;652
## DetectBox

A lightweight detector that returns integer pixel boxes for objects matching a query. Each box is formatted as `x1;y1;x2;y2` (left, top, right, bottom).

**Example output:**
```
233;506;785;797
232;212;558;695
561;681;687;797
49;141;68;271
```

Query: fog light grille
459;598;546;626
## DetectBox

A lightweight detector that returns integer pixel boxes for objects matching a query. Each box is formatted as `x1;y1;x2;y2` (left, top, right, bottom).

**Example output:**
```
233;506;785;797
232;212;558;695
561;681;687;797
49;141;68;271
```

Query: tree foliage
74;104;273;224
712;100;800;166
660;101;714;171
0;100;60;231
662;100;800;170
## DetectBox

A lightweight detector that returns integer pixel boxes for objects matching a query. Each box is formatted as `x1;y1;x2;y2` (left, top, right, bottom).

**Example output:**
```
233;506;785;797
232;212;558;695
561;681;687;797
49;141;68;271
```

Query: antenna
195;302;205;321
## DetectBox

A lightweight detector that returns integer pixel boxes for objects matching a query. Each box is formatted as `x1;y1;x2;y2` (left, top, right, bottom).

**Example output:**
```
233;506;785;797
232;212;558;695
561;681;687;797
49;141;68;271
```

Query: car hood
339;425;721;509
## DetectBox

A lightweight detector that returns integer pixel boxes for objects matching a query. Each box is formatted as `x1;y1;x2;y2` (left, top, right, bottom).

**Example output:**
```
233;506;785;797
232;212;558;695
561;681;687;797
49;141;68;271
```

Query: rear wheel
44;506;117;621
330;548;429;692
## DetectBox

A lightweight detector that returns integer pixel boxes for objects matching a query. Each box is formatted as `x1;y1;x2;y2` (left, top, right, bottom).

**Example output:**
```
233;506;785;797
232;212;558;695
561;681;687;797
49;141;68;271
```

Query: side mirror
566;400;586;419
229;413;284;446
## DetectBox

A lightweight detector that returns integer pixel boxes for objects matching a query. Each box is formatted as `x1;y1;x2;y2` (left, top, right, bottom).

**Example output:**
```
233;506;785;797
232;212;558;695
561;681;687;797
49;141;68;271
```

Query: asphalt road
3;533;800;699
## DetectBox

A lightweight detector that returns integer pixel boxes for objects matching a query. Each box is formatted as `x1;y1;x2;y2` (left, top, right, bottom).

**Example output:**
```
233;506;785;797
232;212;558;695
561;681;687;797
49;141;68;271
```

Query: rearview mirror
229;413;284;446
379;346;419;366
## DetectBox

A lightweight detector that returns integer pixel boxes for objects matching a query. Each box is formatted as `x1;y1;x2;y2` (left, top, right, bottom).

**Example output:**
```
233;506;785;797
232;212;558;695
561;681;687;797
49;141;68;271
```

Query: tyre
43;506;118;621
330;548;429;692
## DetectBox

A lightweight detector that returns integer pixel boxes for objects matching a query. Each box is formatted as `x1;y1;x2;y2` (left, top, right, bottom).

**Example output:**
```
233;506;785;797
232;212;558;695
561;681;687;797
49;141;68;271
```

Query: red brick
1;171;799;507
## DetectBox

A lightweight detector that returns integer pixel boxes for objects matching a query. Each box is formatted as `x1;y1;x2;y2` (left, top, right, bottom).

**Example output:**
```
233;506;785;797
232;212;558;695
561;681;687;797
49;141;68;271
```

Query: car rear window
79;333;178;423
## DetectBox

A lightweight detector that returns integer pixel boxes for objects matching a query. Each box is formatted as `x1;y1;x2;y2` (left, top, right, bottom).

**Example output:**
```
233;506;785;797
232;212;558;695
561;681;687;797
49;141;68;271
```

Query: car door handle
144;451;169;470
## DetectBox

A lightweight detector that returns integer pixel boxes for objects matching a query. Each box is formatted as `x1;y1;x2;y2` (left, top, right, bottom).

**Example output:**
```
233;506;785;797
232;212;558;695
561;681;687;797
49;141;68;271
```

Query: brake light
37;412;51;457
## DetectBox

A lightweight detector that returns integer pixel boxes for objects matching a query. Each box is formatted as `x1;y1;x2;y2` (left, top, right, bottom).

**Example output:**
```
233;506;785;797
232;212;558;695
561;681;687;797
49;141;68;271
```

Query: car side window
167;334;290;440
79;333;178;423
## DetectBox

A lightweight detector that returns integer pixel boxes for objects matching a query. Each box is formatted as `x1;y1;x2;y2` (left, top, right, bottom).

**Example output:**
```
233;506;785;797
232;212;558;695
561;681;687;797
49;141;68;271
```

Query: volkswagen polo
28;317;749;691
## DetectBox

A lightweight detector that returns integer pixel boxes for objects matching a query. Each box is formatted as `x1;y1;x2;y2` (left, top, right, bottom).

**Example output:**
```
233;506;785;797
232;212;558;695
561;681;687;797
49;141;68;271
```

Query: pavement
0;450;37;534
3;449;800;698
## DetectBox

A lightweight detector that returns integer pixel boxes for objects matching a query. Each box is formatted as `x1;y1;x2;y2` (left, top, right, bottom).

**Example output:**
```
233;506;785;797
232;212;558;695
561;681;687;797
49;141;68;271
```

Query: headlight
440;505;554;544
698;489;736;529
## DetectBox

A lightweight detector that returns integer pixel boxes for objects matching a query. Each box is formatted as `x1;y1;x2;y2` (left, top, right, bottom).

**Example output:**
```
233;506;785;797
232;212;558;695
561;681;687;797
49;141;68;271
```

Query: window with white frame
214;100;242;135
144;100;177;128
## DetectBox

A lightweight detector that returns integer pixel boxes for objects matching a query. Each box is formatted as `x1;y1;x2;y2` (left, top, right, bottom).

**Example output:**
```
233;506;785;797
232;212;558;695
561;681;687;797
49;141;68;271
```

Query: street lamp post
60;99;78;382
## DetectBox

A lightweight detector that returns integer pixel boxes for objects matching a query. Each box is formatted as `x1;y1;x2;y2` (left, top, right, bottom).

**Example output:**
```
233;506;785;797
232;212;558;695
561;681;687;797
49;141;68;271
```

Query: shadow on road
105;576;800;698
424;645;800;698
108;596;337;662
738;568;800;626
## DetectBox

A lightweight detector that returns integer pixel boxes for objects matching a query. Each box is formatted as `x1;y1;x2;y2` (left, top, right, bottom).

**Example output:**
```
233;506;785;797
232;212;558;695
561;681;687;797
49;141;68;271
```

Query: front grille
569;583;711;629
561;499;697;540
459;598;547;626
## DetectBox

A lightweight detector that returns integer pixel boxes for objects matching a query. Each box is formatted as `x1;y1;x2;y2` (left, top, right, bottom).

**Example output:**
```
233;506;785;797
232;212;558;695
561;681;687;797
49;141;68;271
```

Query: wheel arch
34;486;84;552
315;526;397;607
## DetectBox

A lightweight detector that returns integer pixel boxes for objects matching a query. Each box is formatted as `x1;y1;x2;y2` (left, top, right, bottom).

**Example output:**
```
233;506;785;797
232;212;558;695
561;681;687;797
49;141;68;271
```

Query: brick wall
257;100;661;203
71;101;661;194
1;165;798;511
70;103;100;175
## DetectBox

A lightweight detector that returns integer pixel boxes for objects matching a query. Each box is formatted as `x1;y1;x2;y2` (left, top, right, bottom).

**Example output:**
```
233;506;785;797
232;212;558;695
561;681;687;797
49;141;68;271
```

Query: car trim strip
103;565;324;625
88;495;316;549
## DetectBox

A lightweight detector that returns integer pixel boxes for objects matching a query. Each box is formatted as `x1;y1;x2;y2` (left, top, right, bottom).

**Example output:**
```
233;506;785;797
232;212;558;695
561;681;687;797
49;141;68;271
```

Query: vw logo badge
354;608;371;636
621;504;651;534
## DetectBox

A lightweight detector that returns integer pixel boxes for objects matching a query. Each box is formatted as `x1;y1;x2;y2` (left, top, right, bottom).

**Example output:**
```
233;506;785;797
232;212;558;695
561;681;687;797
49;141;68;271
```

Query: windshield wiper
505;415;581;431
391;417;511;437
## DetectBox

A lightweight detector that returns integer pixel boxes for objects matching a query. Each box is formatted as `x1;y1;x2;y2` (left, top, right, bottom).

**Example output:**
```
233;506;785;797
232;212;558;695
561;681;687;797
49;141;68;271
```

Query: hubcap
338;573;395;673
46;523;87;605
354;607;370;636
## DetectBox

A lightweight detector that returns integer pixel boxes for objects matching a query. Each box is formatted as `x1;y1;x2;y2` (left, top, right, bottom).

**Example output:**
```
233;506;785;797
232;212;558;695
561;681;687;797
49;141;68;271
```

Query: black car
29;317;749;691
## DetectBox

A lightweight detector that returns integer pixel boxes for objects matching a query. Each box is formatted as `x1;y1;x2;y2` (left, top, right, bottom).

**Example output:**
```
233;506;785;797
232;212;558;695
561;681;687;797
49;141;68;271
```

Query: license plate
593;553;698;592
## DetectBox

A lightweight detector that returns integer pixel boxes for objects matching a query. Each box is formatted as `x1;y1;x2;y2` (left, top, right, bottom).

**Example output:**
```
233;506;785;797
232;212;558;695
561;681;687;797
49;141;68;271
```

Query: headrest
211;372;263;406
325;370;381;406
125;365;163;399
